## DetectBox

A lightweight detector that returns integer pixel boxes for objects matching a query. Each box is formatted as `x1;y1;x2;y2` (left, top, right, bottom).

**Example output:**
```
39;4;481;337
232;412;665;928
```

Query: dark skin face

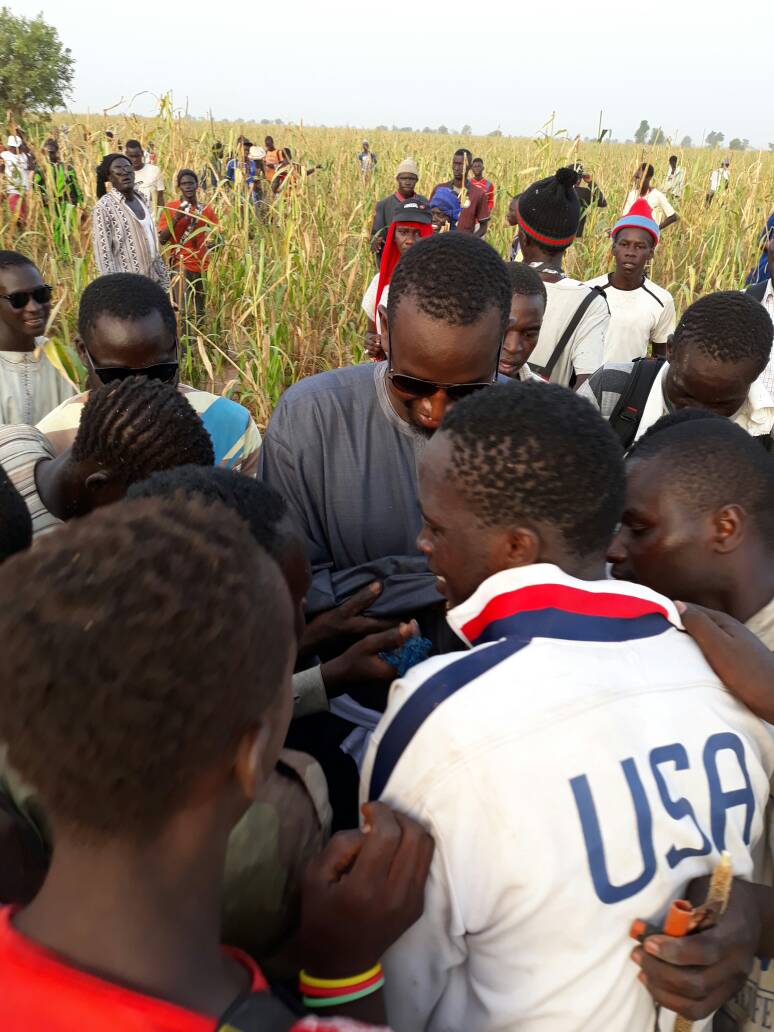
178;174;198;204
265;137;274;150
417;432;606;608
611;227;655;289
451;154;469;185
431;208;449;231
0;264;50;351
499;293;546;377
507;196;519;228
393;224;424;256
380;296;504;434
396;173;418;198
665;343;761;419
125;145;144;171
77;311;179;390
108;156;135;197
44;142;59;163
470;160;484;179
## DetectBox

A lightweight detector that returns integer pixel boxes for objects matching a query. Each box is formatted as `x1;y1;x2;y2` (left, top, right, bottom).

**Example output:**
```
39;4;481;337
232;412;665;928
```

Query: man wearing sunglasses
0;252;76;427
37;274;261;477
262;233;512;820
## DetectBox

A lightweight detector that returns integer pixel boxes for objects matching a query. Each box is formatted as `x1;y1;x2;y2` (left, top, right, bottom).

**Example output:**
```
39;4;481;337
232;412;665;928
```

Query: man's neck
0;329;35;353
523;247;564;277
695;550;774;626
14;812;246;1016
609;267;646;291
398;189;414;199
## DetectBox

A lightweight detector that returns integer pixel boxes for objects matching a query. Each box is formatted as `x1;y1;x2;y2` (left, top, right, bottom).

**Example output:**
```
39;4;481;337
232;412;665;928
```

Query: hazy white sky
13;0;774;148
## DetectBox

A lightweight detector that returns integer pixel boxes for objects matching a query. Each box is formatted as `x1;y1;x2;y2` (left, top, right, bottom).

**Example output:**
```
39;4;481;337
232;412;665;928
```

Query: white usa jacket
361;564;774;1032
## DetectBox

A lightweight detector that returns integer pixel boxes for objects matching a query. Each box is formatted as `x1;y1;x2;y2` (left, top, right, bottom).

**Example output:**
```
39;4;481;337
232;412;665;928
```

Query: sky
12;0;774;149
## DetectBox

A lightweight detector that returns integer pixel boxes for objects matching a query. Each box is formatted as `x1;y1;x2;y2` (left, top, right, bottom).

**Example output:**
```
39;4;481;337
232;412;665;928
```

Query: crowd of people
1;127;774;1032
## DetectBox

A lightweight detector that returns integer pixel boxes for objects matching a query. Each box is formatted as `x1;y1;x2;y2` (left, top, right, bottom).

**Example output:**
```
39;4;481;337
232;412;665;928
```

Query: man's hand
321;620;419;697
300;582;395;656
299;802;434;977
632;879;761;1020
677;601;774;720
364;330;385;362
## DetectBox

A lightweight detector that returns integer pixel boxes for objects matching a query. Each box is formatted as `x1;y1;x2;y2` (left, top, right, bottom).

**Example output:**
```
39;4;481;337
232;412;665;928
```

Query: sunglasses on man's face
0;285;53;310
387;371;494;401
93;361;179;385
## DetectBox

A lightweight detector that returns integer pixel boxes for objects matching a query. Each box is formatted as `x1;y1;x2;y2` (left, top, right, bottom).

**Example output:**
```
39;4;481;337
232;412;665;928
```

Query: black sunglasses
93;361;179;385
0;285;53;310
385;331;501;401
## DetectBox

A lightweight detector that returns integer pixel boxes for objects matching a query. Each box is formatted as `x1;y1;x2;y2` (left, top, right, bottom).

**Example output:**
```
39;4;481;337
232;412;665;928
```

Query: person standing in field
124;139;165;211
33;138;83;256
0;135;32;226
746;216;774;399
370;159;429;262
428;187;461;232
362;201;433;360
357;139;377;175
573;165;607;238
0;251;75;426
707;158;731;205
662;154;686;200
497;262;547;381
513;166;609;388
586;200;676;362
263;135;281;182
623;163;678;230
431;149;490;237
92;153;170;289
469;158;495;213
157;169;219;327
202;141;225;190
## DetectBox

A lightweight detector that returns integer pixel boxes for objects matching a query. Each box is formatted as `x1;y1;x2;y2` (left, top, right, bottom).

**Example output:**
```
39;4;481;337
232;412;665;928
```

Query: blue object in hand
379;636;432;677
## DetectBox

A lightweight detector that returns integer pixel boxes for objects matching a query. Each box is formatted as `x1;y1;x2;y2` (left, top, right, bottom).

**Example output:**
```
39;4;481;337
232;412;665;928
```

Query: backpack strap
531;286;607;381
608;357;666;450
746;280;769;303
215;990;302;1032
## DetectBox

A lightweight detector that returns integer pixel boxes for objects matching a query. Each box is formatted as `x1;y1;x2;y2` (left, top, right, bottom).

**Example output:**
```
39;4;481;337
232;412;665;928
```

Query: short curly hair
627;412;774;544
72;376;214;482
127;465;296;560
78;274;178;344
440;380;626;557
0;496;294;839
387;233;512;335
0;250;37;273
672;291;773;374
507;261;547;305
0;464;32;563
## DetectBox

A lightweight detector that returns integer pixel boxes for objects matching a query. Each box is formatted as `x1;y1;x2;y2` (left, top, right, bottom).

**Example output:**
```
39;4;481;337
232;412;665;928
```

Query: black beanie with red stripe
516;166;580;249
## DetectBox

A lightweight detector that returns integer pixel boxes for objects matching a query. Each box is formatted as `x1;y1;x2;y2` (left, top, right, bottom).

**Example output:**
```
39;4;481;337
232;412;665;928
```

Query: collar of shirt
446;562;683;648
738;376;774;435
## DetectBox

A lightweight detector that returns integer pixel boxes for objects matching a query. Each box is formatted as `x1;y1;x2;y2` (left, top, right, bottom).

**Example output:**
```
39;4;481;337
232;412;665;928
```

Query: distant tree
648;126;665;145
680;135;692;148
398;127;413;133
437;125;449;134
461;124;472;135
729;138;748;151
275;118;284;125
706;130;725;148
376;124;389;131
0;7;74;119
488;129;503;137
770;142;774;151
634;120;650;144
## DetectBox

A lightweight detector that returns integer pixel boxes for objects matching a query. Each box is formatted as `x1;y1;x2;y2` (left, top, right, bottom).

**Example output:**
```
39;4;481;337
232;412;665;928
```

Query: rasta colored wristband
300;963;382;990
299;963;384;1007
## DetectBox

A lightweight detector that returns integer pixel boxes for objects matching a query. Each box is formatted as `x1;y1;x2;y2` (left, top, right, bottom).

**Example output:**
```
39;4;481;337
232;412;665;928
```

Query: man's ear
84;469;126;508
712;504;746;555
74;334;88;364
233;723;271;803
503;526;541;568
379;307;390;357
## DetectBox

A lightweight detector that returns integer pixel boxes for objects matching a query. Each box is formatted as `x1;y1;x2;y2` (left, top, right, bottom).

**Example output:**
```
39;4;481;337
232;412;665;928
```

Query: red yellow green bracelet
299;963;385;1008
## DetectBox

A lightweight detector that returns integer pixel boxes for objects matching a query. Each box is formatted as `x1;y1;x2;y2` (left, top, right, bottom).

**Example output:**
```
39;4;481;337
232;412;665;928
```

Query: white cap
6;135;22;148
249;145;266;160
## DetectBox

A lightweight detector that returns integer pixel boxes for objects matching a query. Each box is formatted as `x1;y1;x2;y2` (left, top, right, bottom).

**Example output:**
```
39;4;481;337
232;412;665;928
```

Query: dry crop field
2;107;773;426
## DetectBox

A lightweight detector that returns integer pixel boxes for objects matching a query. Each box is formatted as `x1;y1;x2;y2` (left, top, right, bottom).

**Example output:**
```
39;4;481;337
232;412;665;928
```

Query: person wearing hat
585;199;676;363
362;200;433;360
428;187;462;232
370;158;428;262
514;166;610;388
357;139;377;175
0;135;32;225
431;148;490;237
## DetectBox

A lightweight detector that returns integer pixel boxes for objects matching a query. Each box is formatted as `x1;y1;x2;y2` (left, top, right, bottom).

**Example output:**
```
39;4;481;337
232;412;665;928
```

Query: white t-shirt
361;275;389;333
0;341;76;426
757;279;774;398
709;168;730;193
132;163;165;208
623;188;676;227
0;151;30;194
529;276;609;386
585;275;676;363
362;563;774;1032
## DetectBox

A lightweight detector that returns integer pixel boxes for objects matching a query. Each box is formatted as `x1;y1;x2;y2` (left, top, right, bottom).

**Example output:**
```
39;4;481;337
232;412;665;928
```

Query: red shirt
468;176;495;211
431;181;490;232
0;907;387;1032
157;201;218;273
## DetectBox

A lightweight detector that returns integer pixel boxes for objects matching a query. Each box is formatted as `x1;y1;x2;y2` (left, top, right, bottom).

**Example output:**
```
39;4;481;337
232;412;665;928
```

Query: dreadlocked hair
72;376;214;482
96;153;129;198
0;496;294;839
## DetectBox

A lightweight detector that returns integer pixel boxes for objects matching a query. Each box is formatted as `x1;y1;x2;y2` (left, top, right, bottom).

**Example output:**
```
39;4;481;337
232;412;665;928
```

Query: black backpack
216;990;303;1032
608;357;666;450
